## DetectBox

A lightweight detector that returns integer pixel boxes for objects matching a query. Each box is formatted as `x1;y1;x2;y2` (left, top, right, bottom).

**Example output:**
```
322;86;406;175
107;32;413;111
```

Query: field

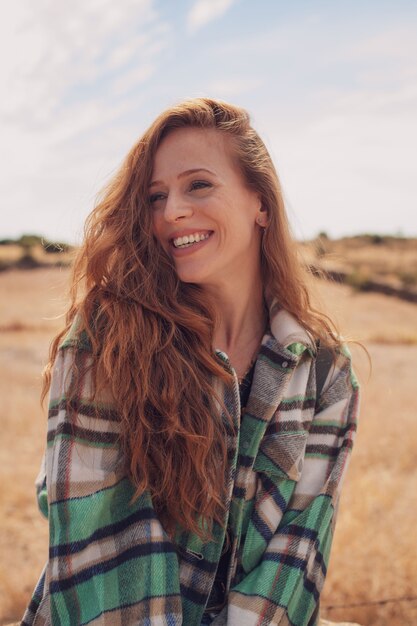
301;235;417;293
0;266;416;625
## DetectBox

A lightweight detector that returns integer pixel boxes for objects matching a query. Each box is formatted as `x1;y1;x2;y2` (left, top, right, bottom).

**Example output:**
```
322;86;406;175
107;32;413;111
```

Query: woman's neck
204;274;267;371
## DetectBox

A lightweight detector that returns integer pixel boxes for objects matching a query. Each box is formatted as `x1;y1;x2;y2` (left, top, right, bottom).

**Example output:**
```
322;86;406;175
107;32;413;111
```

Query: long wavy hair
43;98;339;541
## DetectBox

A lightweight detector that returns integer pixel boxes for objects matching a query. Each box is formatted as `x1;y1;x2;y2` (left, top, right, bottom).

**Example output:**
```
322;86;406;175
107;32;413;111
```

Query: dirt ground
0;268;416;626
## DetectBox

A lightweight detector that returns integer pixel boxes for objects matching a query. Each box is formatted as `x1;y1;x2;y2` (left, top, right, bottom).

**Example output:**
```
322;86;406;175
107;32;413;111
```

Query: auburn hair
43;98;340;541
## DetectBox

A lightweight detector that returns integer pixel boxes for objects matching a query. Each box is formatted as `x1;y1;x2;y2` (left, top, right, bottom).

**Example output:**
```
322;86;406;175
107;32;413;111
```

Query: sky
1;0;416;244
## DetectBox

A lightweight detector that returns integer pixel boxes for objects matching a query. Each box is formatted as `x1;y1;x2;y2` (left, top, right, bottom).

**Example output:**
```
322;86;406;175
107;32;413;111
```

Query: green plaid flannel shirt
22;306;359;625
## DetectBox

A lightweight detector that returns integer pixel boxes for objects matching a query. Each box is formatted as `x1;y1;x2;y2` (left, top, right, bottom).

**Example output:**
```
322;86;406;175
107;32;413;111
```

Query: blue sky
1;0;416;243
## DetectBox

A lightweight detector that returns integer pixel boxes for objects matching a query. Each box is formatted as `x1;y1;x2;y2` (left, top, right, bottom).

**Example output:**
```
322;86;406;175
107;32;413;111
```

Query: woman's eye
149;192;166;205
189;180;211;191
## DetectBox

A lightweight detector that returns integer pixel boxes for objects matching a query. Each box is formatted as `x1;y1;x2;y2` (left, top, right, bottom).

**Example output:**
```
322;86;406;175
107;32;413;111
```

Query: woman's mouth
170;231;213;251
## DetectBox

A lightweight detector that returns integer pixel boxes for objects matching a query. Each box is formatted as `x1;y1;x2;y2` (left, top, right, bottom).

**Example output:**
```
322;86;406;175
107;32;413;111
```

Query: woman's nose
163;193;193;222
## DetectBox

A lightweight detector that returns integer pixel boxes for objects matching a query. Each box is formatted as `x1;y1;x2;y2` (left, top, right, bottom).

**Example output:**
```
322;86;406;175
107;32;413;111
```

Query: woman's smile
170;229;214;254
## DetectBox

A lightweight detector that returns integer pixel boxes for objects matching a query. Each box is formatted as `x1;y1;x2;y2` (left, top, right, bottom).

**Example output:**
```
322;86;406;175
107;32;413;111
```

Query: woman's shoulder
58;311;94;353
269;306;356;368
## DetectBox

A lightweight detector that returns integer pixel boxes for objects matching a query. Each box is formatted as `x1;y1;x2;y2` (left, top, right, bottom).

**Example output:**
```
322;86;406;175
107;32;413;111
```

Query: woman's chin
175;266;211;285
178;273;206;285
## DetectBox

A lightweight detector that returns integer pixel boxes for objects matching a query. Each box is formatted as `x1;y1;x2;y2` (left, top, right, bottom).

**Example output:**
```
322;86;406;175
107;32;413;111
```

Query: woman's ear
256;206;268;228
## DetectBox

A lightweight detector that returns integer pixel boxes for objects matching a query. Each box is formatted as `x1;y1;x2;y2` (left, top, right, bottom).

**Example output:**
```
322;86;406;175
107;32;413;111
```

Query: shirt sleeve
22;342;182;626
220;346;360;626
34;451;48;519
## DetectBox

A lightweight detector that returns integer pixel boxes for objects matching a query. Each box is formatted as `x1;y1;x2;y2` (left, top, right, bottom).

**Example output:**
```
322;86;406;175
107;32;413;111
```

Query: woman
23;98;359;626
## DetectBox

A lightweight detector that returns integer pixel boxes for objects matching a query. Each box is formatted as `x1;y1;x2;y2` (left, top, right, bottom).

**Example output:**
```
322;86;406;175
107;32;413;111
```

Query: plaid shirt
22;306;359;626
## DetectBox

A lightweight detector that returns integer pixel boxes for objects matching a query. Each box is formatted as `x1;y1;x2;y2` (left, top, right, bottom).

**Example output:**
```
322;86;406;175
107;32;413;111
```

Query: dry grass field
301;235;417;294
1;267;416;625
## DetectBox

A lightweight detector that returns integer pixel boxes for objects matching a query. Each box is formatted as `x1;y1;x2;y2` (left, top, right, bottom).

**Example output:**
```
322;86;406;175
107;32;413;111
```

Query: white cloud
0;0;167;129
205;17;417;237
110;63;156;97
187;0;237;33
346;25;417;62
0;0;170;241
268;83;417;239
207;77;264;98
106;36;148;71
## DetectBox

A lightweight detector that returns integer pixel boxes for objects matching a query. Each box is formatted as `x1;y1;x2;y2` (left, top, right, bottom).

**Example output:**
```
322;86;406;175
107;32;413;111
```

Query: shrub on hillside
399;271;417;288
17;234;44;248
346;269;372;292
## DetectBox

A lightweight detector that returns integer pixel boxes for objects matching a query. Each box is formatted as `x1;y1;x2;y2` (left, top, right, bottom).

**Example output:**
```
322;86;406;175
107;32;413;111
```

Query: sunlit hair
43;97;340;541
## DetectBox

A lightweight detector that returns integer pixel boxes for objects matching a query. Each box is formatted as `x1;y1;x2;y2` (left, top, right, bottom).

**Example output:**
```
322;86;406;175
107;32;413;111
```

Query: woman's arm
22;343;182;626
217;347;360;626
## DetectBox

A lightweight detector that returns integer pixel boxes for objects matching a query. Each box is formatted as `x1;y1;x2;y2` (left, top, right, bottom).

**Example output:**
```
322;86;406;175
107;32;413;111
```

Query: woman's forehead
152;127;236;179
154;127;231;163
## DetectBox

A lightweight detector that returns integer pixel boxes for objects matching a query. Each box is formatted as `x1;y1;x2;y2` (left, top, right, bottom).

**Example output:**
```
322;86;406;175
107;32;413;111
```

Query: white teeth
173;232;210;248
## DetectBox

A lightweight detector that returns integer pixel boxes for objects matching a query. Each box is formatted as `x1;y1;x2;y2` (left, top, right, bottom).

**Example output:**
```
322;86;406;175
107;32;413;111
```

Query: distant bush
0;234;72;253
346;269;372;292
399;271;417;288
370;234;385;245
356;233;409;246
17;234;44;248
314;237;328;258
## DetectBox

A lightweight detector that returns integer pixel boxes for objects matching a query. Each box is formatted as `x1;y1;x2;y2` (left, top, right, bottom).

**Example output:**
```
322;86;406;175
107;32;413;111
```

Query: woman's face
150;127;263;288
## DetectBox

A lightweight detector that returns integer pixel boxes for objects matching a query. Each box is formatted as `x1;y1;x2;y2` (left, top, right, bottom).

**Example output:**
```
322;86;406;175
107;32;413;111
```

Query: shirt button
242;441;249;449
282;361;288;368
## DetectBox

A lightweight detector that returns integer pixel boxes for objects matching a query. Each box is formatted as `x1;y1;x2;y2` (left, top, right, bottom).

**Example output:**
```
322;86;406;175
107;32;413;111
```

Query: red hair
43;98;339;540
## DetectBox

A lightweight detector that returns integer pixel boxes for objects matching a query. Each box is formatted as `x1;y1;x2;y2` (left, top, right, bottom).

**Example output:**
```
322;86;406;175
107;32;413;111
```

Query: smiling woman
150;127;265;298
22;98;359;626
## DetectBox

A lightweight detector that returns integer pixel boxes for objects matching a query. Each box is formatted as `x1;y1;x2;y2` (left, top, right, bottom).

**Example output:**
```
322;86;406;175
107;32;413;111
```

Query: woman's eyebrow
149;168;216;187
